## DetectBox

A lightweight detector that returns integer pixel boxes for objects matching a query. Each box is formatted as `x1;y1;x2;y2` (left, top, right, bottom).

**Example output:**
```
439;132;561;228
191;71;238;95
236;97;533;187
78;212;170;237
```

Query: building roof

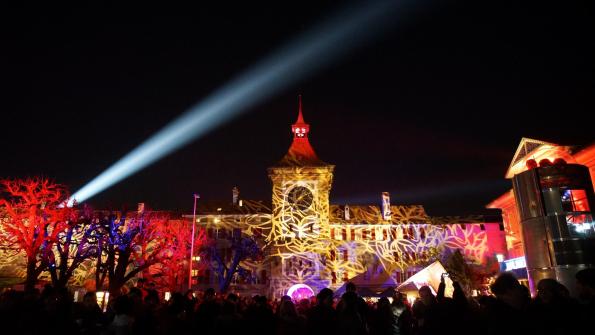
505;137;573;178
193;199;271;215
272;96;331;168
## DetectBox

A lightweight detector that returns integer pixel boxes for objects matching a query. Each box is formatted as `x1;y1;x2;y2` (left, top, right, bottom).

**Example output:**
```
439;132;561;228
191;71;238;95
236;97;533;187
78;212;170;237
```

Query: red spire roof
295;94;306;125
274;96;328;167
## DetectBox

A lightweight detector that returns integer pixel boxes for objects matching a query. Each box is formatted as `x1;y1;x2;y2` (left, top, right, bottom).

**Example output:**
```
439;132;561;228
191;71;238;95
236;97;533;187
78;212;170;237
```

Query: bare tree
0;178;70;291
202;234;263;293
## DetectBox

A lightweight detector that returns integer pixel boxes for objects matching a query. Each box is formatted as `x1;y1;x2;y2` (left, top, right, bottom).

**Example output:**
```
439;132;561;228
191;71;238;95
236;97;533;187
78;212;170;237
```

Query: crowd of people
0;269;593;335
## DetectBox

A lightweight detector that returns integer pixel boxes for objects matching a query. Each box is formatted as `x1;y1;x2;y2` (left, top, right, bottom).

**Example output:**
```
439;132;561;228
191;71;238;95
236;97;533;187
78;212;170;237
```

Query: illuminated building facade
488;138;595;294
189;97;507;298
0;98;508;297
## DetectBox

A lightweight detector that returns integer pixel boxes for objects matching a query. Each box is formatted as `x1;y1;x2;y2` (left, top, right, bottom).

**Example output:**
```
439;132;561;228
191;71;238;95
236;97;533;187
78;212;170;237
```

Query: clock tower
267;96;335;294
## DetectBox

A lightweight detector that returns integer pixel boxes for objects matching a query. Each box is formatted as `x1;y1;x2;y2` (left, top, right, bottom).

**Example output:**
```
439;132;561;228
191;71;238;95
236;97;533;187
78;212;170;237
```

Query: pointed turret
295;95;306;125
273;96;328;167
291;95;310;139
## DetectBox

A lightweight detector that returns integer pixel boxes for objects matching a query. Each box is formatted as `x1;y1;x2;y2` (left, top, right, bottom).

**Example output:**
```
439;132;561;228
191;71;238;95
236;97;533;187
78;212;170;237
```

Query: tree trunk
25;257;38;292
109;279;122;298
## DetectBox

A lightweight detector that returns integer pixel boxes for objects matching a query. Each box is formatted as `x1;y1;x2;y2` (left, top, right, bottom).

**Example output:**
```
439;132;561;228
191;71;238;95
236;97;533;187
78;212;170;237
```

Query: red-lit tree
0;178;70;291
149;219;207;292
94;210;176;297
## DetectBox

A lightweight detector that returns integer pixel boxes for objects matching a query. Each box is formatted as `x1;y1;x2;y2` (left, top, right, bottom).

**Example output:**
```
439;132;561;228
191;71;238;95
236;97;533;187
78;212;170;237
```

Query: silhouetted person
482;272;530;335
161;292;190;334
133;289;160;335
391;293;412;335
576;268;595;306
527;278;580;335
74;291;105;335
371;297;394;335
215;293;243;335
307;288;337;335
336;291;368;335
411;285;439;335
107;295;134;335
341;282;369;328
575;268;595;327
194;288;220;335
276;297;306;335
245;295;275;335
183;289;196;315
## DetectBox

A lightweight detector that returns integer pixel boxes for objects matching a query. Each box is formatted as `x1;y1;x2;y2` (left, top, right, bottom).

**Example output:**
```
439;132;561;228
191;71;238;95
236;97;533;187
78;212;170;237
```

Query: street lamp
189;193;200;290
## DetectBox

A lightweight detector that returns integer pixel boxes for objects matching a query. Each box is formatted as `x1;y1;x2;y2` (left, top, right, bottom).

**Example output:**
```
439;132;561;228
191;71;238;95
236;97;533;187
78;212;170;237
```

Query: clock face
287;186;314;211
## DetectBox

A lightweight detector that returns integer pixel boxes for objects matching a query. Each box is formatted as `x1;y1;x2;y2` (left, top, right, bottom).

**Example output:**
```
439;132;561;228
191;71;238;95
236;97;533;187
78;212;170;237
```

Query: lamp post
189;193;200;290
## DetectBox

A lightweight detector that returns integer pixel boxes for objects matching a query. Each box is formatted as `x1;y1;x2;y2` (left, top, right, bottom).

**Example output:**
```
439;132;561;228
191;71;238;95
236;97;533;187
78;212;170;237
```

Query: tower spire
292;95;309;138
272;95;329;167
296;94;305;124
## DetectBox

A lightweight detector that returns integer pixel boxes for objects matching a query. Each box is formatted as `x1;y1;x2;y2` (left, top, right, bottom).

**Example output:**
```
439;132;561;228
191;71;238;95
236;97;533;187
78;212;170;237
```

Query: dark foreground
1;271;594;335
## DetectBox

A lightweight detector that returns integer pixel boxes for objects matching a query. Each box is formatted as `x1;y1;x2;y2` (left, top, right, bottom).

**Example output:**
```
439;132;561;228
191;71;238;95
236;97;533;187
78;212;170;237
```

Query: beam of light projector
68;1;406;206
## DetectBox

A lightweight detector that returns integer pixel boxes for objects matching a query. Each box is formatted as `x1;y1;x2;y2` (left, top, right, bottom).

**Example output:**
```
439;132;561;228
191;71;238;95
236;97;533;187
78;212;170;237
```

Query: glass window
561;189;590;212
566;213;595;237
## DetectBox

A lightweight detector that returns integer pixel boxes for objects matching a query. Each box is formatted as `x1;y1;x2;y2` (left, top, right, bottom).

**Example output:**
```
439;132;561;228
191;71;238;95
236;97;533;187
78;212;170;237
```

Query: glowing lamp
525;159;538;170
539;159;552;167
287;284;315;301
406;294;416;305
96;291;110;312
165;292;171;301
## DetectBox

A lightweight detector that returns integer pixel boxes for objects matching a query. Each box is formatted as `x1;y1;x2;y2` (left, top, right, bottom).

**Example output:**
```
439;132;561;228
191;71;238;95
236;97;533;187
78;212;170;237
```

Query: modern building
188;97;507;298
488;138;595;294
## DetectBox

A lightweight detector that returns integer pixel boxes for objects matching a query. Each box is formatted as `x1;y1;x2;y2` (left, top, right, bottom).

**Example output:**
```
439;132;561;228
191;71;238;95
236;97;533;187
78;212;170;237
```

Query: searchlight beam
69;1;404;205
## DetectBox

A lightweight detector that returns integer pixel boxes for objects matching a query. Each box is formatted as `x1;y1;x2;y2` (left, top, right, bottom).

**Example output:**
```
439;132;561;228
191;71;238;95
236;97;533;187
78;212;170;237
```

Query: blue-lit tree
202;234;263;293
43;204;102;289
94;211;173;297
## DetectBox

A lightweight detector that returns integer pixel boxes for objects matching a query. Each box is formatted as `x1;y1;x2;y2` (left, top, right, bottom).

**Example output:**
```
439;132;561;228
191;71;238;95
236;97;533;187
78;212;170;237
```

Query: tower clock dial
287;186;314;211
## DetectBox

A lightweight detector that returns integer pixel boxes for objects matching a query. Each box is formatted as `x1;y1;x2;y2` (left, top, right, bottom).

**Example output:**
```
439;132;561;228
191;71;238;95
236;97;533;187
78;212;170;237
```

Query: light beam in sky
68;0;408;206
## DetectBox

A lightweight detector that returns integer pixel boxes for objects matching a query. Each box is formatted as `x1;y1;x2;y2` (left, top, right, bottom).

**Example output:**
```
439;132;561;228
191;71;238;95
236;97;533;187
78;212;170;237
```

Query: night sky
1;1;593;215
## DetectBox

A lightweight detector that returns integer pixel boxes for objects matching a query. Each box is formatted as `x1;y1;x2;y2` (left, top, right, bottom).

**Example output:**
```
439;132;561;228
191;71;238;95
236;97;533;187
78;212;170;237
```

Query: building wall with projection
0;98;508;297
188;98;506;298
